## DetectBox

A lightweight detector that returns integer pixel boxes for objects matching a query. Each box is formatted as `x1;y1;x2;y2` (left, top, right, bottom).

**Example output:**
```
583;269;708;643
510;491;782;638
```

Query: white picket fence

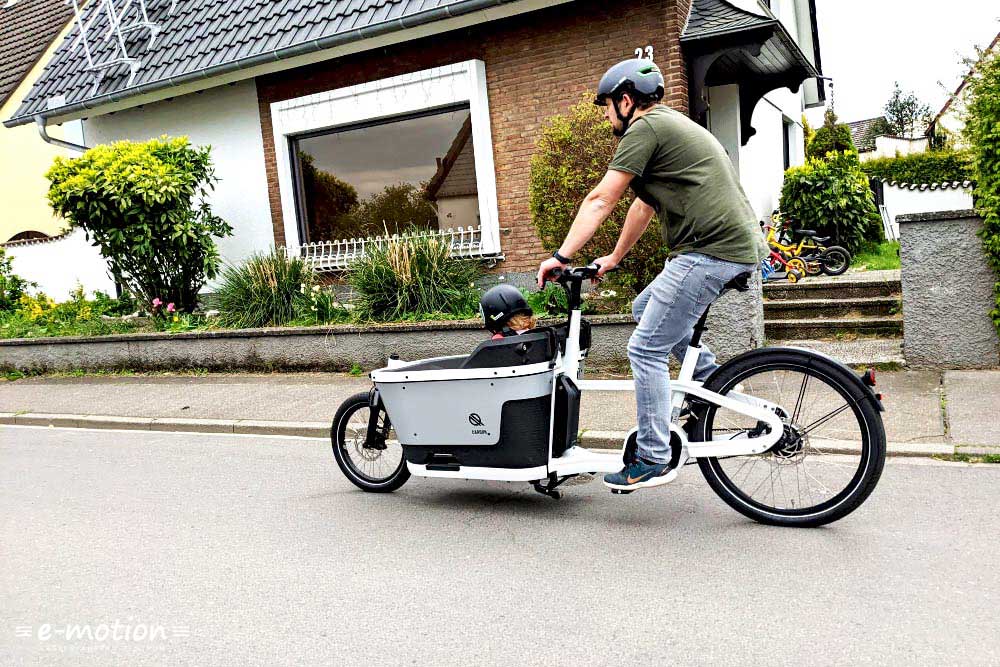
286;225;491;271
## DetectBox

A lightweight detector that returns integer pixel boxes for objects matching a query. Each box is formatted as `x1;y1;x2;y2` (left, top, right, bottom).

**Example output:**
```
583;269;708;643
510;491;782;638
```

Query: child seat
461;330;556;369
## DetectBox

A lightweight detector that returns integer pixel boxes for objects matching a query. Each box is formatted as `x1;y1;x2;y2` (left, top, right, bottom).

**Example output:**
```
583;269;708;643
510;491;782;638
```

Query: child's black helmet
479;284;532;333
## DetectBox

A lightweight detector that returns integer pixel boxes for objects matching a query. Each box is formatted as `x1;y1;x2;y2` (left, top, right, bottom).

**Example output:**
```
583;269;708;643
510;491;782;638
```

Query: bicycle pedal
610;488;634;495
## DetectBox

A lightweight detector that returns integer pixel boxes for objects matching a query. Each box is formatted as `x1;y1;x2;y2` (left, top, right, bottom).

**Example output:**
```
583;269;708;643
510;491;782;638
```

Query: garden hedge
861;150;974;185
962;47;1000;334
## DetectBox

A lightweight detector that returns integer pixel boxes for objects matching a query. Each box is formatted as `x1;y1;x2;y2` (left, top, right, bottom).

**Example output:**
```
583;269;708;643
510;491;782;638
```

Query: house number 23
634;46;654;60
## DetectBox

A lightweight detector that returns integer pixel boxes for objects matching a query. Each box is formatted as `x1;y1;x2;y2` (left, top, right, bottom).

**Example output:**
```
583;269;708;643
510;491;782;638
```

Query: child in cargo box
479;284;538;340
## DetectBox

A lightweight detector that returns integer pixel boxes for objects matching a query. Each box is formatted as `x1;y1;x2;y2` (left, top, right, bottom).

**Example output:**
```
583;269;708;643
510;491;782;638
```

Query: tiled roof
0;0;74;108
847;116;886;152
682;0;773;40
7;0;535;126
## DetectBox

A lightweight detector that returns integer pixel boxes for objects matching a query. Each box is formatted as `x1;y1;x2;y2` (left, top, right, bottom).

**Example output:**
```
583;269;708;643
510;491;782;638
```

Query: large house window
270;60;501;265
292;105;478;243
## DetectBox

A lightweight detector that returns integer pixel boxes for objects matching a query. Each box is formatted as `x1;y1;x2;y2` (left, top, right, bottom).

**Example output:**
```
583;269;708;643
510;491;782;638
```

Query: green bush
215;249;318;328
348;234;481;321
963;47;1000;334
861;150;974;185
46;136;233;313
807;110;856;160
530;97;669;298
0;248;32;312
780;151;883;253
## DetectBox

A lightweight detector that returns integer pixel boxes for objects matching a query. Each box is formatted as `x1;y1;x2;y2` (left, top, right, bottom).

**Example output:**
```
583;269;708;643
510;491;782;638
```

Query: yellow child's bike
765;211;852;277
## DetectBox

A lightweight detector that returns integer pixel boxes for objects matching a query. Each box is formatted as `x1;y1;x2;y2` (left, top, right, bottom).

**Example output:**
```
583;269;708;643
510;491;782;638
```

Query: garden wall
881;180;973;241
4;230;115;299
0;283;763;373
899;209;1000;369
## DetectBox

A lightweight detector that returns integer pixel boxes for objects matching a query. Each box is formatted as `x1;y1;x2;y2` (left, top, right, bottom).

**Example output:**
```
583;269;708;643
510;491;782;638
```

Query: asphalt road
2;426;999;666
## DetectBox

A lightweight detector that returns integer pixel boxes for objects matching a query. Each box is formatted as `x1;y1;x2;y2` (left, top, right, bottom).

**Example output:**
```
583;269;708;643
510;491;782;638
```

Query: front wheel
692;349;885;527
331;392;410;492
820;246;851;276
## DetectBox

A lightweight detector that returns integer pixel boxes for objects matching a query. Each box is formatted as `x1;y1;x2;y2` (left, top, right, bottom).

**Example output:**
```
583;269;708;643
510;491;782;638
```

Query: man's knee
628;330;675;363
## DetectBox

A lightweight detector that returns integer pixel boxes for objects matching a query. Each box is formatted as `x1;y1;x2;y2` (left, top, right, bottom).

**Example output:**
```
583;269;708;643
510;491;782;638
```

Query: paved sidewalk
1;368;986;453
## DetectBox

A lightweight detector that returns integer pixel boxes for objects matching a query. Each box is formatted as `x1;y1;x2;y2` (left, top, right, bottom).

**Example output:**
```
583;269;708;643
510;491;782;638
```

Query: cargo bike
331;265;886;527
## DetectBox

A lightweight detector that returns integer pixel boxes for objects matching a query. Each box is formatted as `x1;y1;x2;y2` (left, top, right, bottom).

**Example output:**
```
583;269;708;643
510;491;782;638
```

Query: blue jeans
629;253;755;463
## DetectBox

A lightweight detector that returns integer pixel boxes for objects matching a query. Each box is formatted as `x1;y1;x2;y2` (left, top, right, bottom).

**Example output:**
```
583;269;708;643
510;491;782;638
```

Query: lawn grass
853;240;901;271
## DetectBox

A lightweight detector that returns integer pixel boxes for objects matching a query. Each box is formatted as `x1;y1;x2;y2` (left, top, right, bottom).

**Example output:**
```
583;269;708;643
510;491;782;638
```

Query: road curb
2;412;960;457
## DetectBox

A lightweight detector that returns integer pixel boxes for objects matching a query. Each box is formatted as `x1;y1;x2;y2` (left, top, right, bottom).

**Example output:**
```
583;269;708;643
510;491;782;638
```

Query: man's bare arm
611;197;656;262
555;170;634;258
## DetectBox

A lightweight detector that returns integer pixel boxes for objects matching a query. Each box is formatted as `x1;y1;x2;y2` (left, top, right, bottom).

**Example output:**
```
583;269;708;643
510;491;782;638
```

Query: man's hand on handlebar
536;256;568;289
591;254;620;281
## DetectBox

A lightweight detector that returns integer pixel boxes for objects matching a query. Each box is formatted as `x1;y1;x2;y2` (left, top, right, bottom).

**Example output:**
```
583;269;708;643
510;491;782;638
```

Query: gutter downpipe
35;115;89;152
6;0;518;129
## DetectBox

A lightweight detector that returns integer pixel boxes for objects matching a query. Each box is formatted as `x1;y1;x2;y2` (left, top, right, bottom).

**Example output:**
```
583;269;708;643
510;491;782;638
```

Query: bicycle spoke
710;364;869;514
801;403;851;435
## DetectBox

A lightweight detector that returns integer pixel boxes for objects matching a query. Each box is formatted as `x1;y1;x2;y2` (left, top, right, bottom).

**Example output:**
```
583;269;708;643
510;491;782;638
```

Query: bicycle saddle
792;229;829;242
724;272;752;292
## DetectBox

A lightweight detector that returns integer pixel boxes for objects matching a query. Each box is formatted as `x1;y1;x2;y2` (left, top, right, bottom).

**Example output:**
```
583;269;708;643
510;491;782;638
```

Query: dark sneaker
603;459;679;492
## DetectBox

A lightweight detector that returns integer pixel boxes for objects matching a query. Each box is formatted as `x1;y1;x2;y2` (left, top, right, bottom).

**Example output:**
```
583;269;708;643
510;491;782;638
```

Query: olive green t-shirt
609;105;766;265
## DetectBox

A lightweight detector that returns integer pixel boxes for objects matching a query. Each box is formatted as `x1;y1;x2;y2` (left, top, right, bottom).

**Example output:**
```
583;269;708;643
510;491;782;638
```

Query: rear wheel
820;246;851;276
692;349;885;527
331;392;410;492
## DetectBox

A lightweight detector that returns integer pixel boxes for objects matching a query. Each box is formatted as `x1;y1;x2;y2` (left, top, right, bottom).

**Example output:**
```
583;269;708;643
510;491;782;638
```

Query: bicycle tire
692;348;885;527
820;246;851;276
331;392;410;493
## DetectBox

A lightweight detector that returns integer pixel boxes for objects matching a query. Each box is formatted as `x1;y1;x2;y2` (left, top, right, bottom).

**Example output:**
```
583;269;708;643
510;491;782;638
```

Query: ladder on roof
67;0;177;95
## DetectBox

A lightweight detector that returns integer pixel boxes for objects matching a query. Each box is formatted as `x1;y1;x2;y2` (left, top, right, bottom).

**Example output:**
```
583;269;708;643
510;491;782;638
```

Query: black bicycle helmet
479;284;532;334
594;58;665;136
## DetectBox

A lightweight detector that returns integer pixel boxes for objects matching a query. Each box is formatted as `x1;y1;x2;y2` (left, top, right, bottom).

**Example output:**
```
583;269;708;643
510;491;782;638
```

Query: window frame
288;103;473;244
269;60;501;254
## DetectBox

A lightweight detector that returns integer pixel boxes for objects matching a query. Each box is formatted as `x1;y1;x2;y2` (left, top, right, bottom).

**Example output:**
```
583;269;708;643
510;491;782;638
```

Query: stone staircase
763;270;904;365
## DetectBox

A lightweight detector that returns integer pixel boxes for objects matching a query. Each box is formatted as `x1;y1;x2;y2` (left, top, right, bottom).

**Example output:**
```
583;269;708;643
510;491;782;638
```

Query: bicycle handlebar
547;262;619;287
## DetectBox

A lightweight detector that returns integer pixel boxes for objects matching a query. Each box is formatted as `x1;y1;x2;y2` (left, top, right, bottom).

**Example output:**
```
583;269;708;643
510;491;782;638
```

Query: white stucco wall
740;89;804;220
709;84;805;222
882;183;974;239
5;230;116;299
83;81;273;267
866;135;930;160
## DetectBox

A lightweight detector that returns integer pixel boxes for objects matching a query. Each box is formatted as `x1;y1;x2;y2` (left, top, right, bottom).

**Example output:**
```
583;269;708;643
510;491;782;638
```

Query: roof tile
0;0;74;107
10;0;502;124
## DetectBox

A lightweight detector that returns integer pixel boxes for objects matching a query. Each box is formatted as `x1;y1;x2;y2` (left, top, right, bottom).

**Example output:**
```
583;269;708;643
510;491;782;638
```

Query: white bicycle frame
407;304;785;482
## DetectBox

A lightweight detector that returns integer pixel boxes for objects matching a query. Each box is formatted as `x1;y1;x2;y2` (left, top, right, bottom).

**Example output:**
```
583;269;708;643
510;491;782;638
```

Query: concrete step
764;279;901;301
765;316;903;340
766;338;905;367
764;296;900;320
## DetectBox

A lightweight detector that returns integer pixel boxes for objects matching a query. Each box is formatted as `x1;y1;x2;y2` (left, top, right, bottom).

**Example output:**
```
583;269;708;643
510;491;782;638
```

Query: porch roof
682;0;821;144
5;0;568;128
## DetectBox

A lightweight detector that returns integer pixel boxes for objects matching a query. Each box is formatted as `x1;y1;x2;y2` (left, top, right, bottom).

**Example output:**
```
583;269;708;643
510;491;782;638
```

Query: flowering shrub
0;286;139;339
46;136;232;312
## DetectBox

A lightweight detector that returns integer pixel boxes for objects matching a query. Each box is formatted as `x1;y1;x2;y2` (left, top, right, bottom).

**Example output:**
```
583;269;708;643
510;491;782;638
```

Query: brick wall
256;0;690;272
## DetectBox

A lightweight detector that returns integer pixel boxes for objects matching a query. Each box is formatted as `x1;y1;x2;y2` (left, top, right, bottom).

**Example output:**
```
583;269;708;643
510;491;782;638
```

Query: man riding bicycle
536;58;766;492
